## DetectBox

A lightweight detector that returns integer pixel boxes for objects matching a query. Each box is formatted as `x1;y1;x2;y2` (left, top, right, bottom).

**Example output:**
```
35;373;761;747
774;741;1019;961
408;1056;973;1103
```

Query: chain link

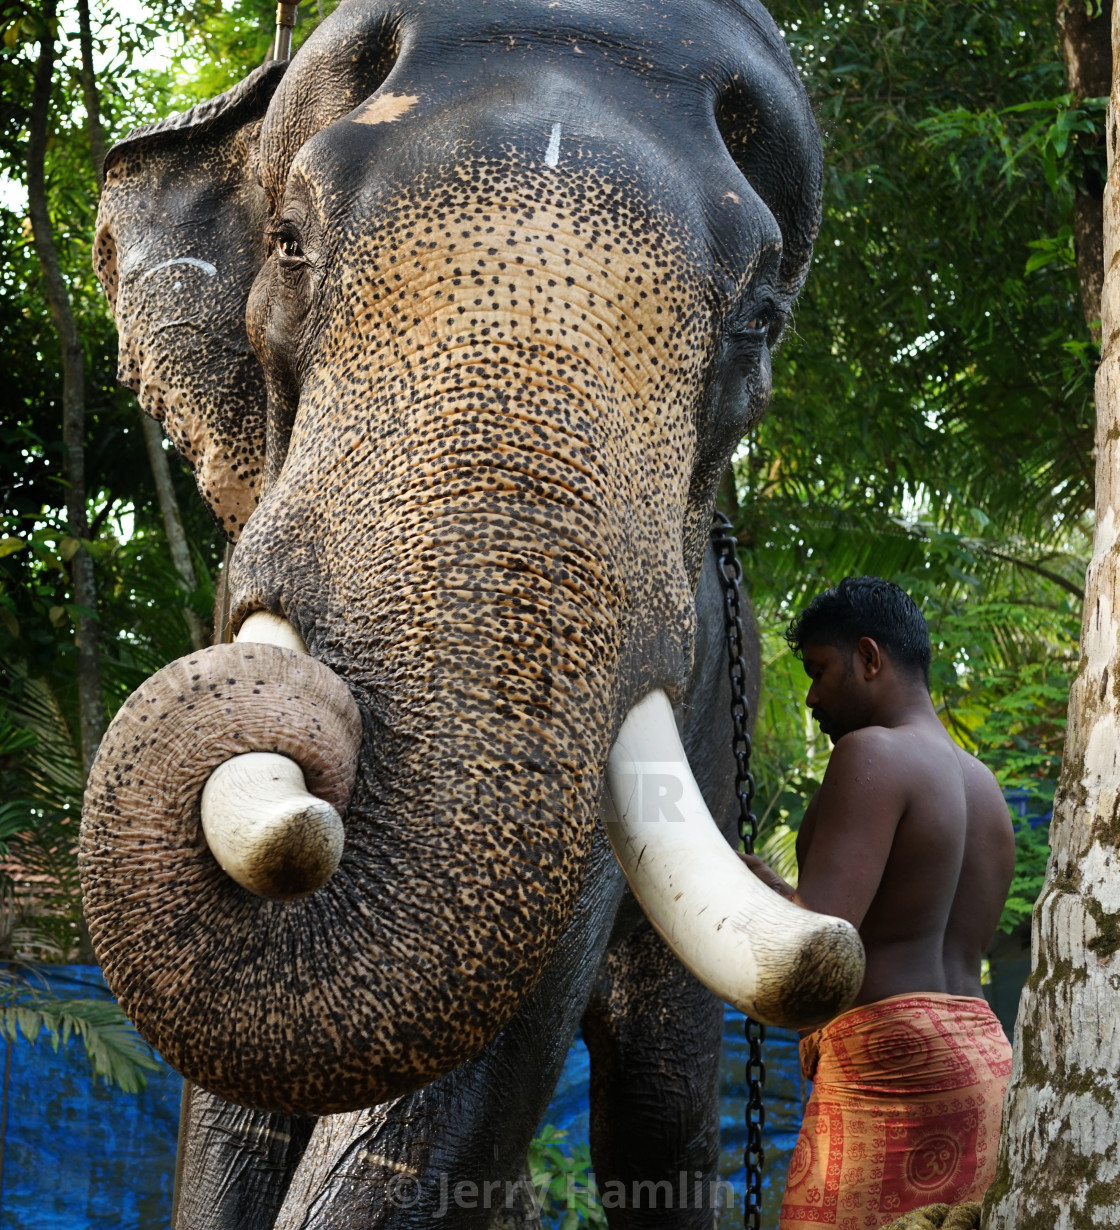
710;510;766;1230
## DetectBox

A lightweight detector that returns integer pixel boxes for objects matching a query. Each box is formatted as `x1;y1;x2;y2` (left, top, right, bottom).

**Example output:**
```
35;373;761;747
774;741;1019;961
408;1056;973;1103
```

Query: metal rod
274;1;297;61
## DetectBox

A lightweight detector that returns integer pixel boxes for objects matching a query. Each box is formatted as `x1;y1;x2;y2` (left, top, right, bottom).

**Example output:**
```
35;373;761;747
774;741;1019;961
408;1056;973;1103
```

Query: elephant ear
715;4;823;307
94;62;287;541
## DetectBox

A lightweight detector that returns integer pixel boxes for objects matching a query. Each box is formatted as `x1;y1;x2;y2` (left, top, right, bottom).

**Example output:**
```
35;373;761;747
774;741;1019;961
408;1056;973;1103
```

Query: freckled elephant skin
83;0;820;1214
167;550;755;1230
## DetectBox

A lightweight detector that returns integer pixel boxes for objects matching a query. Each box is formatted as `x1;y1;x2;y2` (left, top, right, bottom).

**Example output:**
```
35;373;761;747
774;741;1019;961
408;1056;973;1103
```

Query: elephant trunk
81;506;621;1114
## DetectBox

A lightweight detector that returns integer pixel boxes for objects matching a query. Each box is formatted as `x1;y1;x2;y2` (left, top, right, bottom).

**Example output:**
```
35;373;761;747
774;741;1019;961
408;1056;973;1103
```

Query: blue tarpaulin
0;967;178;1230
0;967;805;1228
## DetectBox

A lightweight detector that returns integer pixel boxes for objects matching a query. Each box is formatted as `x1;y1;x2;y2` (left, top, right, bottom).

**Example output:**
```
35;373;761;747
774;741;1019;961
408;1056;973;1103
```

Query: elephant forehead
268;0;799;129
257;0;815;285
291;161;739;496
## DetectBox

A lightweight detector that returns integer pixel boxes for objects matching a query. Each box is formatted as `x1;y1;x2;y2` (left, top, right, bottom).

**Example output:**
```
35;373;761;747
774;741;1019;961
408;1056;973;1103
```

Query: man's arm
791;728;907;927
741;729;907;930
736;786;821;899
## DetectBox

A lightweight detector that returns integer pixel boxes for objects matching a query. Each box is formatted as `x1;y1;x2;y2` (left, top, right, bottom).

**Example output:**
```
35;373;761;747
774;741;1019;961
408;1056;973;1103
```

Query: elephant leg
581;920;726;1230
272;835;625;1230
172;1084;316;1230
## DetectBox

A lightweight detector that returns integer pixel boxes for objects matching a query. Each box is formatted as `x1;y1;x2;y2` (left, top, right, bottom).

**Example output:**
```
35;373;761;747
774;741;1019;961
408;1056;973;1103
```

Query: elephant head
82;0;860;1116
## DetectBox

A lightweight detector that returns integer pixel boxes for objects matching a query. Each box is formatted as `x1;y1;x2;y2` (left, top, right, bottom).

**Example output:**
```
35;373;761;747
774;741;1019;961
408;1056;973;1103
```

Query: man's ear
857;636;883;679
94;62;287;541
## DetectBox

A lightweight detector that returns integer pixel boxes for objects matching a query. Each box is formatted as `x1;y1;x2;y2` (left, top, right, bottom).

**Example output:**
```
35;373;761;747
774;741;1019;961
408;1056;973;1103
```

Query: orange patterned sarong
778;993;1012;1230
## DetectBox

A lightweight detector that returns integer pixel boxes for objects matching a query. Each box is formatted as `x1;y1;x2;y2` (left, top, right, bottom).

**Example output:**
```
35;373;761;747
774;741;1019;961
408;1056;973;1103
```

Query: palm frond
0;970;162;1093
2;672;82;808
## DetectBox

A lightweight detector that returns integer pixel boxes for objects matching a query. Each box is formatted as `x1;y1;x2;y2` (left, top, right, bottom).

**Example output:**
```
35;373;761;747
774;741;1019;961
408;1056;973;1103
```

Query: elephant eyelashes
270;224;307;261
732;303;778;343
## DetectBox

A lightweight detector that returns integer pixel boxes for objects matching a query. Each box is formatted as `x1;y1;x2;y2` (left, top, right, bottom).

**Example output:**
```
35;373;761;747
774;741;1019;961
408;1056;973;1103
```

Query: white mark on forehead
145;256;218;279
545;123;562;169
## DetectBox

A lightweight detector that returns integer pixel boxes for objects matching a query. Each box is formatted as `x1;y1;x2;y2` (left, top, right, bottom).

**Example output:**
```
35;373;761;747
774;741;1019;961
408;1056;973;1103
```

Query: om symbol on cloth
788;1134;814;1190
905;1132;963;1192
865;1024;930;1074
877;1109;977;1211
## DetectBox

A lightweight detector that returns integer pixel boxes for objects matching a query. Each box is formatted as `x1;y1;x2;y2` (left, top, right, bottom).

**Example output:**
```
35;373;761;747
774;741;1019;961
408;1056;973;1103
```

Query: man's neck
866;684;940;732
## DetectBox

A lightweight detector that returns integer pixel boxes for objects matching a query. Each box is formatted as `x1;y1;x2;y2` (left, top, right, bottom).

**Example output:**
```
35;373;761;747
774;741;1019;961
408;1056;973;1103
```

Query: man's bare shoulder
826;723;955;790
951;739;1012;813
831;724;903;753
827;724;919;769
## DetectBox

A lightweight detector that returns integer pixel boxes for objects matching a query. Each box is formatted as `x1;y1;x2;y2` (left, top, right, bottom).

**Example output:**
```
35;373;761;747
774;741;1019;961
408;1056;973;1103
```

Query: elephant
80;0;864;1225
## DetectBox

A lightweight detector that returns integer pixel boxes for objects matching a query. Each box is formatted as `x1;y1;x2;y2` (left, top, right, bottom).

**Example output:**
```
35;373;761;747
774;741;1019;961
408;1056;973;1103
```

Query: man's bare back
758;578;1017;1230
795;718;1014;1006
745;629;1015;1012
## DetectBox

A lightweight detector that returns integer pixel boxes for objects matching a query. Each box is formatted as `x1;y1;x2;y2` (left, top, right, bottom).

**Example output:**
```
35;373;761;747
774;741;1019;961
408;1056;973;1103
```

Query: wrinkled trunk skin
168;550;748;1229
983;12;1120;1225
270;830;624;1229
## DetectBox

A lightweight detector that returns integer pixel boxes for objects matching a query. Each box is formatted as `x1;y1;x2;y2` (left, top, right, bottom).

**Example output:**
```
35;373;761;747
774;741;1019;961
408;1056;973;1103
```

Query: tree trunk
27;0;105;780
74;2;204;650
140;416;207;651
76;0;106;190
1058;0;1112;334
983;10;1120;1226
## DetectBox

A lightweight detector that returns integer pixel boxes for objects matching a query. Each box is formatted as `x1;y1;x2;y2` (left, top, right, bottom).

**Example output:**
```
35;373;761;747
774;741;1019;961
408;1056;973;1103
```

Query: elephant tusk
201;753;346;900
237;609;309;654
602;690;865;1030
199;612;346;900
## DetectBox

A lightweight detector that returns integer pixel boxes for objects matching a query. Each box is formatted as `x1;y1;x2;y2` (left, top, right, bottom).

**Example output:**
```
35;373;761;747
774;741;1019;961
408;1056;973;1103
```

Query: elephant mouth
80;607;862;1114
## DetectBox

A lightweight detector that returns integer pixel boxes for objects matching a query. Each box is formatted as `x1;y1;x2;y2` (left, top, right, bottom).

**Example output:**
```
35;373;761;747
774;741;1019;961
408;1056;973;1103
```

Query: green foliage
134;0;343;110
0;965;161;1093
739;0;1091;919
528;1125;607;1230
1002;820;1052;933
917;93;1107;200
1;0;227;972
0;669;88;961
950;655;1067;932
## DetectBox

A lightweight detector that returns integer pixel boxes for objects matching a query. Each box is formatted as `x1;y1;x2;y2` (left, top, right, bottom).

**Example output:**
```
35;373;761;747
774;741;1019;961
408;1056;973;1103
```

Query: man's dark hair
785;576;931;685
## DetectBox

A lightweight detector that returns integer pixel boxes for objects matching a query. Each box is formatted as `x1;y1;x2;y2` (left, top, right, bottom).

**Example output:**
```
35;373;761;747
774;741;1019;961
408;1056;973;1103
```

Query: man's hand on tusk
738;851;797;902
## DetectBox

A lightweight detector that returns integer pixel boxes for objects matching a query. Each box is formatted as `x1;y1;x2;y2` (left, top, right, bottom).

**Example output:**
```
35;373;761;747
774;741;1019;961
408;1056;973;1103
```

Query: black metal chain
710;510;766;1230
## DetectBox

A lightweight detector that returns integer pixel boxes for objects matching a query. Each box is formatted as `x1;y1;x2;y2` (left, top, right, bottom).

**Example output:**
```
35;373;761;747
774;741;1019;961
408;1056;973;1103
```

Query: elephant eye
734;304;776;338
271;223;306;262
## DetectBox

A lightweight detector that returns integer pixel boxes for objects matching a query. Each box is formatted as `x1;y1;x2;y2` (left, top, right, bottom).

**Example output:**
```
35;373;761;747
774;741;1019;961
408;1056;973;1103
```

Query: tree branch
976;546;1086;601
76;0;107;192
140;416;207;650
27;0;104;778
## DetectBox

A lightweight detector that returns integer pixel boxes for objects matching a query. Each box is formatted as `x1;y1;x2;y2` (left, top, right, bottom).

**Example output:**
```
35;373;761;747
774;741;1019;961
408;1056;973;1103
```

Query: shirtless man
744;576;1016;1230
